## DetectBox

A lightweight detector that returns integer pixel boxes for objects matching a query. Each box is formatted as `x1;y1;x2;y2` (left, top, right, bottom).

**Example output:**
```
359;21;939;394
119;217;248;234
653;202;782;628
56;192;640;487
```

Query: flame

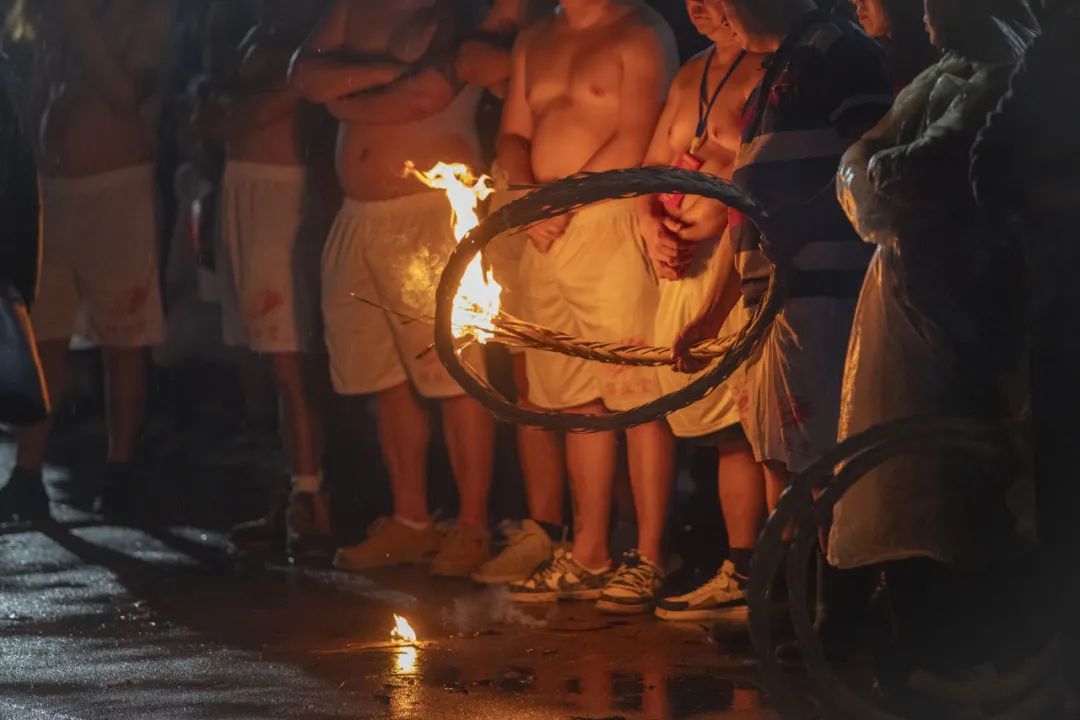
391;613;418;643
406;161;501;343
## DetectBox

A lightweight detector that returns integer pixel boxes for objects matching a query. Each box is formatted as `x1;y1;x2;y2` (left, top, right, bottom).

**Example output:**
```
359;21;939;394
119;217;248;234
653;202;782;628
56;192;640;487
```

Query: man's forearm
695;231;742;334
329;68;455;125
496;134;536;187
197;88;299;141
289;53;403;103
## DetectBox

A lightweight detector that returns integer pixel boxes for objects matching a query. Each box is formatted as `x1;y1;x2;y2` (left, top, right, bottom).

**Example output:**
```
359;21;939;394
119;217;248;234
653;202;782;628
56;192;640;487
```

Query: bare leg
565;400;617;569
15;340;71;472
269;352;321;478
442;394;495;529
376;382;431;524
717;438;767;552
514;355;565;525
102;347;148;464
763;459;792;514
625;419;675;563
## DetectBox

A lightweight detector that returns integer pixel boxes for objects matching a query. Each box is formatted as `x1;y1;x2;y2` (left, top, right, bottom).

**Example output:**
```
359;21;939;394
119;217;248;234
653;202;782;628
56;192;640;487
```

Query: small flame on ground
391;613;418;643
406;161;501;343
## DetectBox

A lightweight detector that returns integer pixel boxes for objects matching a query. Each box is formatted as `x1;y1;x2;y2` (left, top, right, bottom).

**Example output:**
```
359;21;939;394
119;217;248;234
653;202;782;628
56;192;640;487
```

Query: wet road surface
0;521;774;719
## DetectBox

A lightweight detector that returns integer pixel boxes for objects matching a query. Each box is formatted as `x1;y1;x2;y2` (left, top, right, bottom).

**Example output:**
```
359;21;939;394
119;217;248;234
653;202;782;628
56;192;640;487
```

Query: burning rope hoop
748;415;1059;719
433;166;785;432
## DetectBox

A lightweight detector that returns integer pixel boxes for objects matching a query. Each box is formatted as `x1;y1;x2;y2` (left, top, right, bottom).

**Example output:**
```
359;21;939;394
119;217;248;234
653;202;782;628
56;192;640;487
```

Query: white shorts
321;192;484;398
520;200;661;412
33;165;165;347
733;297;857;473
655;237;741;439
218;161;322;354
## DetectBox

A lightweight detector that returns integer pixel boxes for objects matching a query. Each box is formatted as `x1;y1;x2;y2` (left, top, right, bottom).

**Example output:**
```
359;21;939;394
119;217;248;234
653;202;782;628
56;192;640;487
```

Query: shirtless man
0;0;171;522
192;0;331;556
291;0;497;577
498;0;679;613
635;0;767;620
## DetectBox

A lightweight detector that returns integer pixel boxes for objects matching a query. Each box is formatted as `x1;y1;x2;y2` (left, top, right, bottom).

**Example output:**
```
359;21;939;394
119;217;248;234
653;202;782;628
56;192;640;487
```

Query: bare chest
525;33;623;112
343;0;441;62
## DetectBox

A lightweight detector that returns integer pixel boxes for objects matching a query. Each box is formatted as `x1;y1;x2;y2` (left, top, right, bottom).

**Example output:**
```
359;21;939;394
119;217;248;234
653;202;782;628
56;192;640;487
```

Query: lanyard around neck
691;48;747;153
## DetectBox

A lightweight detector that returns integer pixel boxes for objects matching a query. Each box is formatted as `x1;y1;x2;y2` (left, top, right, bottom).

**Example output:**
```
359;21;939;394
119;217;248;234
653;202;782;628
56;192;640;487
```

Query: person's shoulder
613;2;675;55
800;16;880;61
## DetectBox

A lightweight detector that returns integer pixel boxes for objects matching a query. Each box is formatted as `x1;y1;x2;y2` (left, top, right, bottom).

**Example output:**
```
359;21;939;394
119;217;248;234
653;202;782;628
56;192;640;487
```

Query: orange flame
391;613;418;643
406;161;501;343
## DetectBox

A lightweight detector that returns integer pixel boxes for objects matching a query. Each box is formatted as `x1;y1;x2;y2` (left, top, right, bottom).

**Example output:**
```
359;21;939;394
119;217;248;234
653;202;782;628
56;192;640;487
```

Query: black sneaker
285;491;333;558
507;547;612;603
0;467;51;522
96;462;141;521
655;560;748;621
596;550;666;614
230;495;287;553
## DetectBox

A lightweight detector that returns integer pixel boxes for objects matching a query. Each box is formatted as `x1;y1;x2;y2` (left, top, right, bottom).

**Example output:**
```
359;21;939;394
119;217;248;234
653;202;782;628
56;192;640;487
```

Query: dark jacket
0;55;41;307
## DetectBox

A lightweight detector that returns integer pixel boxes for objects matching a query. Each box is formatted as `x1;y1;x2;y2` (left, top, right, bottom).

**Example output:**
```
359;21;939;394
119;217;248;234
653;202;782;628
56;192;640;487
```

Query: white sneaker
655;560;748;621
596;550;665;614
507;547;612;603
471;519;555;584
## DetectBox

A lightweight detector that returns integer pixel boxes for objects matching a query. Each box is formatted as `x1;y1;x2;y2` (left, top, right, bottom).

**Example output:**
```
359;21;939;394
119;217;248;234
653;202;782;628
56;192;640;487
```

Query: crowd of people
0;0;1072;650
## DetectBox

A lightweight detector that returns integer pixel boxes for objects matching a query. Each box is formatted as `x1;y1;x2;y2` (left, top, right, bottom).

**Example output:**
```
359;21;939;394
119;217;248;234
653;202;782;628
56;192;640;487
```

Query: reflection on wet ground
0;522;775;719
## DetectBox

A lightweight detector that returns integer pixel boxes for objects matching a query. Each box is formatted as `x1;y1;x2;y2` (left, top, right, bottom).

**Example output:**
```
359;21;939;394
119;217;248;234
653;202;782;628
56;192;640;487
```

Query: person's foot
596;550;666;614
285;491;333;558
655;559;748;621
230;495;287;553
332;517;441;572
0;467;50;523
432;523;491;577
472;519;556;584
95;462;141;522
506;547;612;603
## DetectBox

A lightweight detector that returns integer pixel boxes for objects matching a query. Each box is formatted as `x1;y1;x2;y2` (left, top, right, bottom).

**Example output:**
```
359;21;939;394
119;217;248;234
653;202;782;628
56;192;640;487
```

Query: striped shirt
730;13;892;304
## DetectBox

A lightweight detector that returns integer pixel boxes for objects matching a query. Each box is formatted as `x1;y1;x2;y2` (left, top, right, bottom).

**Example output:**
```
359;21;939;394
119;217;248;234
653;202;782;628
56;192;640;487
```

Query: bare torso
40;0;166;177
228;26;306;165
336;0;481;201
653;45;764;177
521;3;673;182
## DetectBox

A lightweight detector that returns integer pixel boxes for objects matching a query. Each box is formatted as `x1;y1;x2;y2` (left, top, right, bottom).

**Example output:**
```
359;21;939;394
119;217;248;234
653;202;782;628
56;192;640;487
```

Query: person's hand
671;311;723;374
526;213;572;254
664;194;730;245
638;197;695;279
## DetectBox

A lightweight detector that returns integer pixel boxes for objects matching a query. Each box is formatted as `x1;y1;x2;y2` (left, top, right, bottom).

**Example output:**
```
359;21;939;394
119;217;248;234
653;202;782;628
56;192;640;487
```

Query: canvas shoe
432;523;491;577
655;559;748;621
333;517;441;571
507;547;612;603
472;519;556;584
596;550;666;614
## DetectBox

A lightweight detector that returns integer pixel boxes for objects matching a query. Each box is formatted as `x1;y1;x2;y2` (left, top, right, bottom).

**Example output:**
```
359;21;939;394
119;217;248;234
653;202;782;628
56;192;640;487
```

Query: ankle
394;514;431;531
571;543;609;571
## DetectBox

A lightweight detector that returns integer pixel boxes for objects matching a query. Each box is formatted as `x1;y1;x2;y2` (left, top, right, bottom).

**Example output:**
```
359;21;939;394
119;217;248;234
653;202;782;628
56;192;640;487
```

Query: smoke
441;587;548;635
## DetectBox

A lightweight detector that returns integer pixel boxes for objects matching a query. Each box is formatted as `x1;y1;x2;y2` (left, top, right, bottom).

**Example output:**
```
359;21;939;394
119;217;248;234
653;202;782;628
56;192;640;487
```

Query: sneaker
507;547;612;603
472;519;555;584
230;495;287;553
655;559;747;622
596;550;666;614
96;462;141;521
333;517;441;572
432;523;491;577
285;491;333;558
0;467;50;523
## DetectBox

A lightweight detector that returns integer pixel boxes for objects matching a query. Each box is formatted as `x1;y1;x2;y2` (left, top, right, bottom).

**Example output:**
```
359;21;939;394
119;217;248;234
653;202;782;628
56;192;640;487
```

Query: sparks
406;161;501;343
390;614;418;644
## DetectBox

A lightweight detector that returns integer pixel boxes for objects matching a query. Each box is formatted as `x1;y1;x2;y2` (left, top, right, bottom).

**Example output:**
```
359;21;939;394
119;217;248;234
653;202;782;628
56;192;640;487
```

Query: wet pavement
0;522;774;720
0;391;777;720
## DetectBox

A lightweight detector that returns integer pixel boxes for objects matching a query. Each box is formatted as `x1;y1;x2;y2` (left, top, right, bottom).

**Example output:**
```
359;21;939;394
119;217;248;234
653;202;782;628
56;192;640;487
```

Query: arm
495;29;537;188
52;0;138;111
671;228;743;373
579;24;676;173
192;86;300;141
288;0;405;104
326;66;456;124
455;38;513;94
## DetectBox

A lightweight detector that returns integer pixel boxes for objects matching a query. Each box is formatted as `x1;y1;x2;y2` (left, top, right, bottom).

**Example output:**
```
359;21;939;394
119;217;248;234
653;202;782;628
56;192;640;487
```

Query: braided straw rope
433;166;786;432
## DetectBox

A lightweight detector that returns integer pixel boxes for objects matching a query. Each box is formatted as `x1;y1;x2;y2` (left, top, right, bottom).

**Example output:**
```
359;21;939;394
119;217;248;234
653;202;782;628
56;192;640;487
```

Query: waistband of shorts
42;164;154;195
339;189;447;219
224;160;306;183
569;198;636;227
